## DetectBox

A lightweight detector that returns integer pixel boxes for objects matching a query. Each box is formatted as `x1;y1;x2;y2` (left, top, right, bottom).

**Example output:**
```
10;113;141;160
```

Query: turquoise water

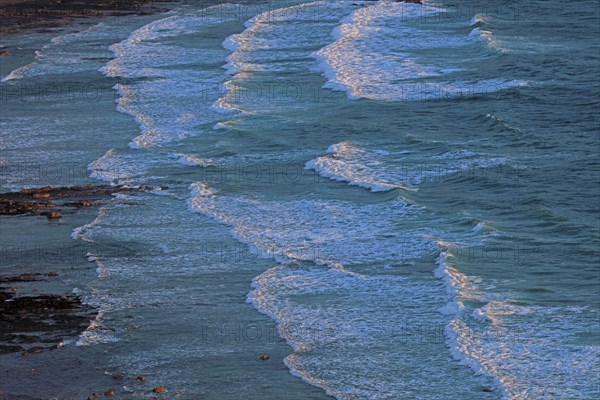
1;0;599;398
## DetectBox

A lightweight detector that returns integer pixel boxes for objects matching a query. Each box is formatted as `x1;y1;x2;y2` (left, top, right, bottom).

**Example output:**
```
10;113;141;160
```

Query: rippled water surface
1;1;598;399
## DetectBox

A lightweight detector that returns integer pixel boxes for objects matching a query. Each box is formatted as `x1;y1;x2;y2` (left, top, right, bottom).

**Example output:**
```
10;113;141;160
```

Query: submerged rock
0;273;43;283
153;386;166;393
0;280;96;354
46;211;62;219
0;184;151;217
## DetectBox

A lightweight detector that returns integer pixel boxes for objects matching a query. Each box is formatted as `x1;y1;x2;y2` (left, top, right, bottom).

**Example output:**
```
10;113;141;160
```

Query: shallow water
1;0;599;399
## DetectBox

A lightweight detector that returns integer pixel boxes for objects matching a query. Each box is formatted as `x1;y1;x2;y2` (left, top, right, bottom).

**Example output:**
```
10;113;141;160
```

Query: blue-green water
1;1;599;398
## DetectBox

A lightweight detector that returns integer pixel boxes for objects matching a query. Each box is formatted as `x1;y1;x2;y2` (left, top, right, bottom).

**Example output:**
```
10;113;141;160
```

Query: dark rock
63;200;95;207
19;187;51;194
153;386;166;393
0;286;96;354
2;344;24;353
46;211;62;219
1;184;140;216
0;273;43;283
31;346;44;353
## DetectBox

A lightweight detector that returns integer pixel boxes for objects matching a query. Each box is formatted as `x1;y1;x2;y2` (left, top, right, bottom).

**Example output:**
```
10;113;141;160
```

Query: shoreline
0;3;336;398
0;184;147;355
0;0;175;35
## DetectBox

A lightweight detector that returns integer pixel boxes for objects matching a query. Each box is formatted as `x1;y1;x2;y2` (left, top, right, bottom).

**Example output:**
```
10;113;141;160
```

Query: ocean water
1;0;599;399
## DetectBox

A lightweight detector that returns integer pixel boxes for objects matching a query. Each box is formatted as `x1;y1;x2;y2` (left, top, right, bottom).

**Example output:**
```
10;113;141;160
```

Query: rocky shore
1;184;136;218
0;277;95;355
0;185;161;355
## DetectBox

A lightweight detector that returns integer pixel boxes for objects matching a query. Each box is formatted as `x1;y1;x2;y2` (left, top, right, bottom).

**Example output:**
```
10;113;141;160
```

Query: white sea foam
450;302;600;399
212;122;230;130
15;2;585;398
434;244;600;399
1;22;127;82
189;181;219;197
431;246;514;398
188;180;435;267
214;1;351;115
102;5;241;148
88;148;145;183
247;262;484;399
74;285;126;346
171;153;215;167
306;142;507;191
305;142;410;192
313;1;521;101
71;206;109;241
186;177;486;400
